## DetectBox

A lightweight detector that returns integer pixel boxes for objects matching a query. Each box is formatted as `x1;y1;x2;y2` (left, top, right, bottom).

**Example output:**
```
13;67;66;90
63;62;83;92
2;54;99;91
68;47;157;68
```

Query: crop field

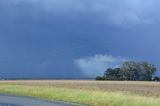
0;80;160;106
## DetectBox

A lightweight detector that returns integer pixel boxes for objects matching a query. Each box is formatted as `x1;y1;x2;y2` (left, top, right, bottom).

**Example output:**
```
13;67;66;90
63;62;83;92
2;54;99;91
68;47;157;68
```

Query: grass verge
0;84;160;106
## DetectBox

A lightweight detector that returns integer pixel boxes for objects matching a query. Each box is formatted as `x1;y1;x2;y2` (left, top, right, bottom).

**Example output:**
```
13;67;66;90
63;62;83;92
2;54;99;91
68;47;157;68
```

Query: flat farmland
0;80;160;106
1;80;160;97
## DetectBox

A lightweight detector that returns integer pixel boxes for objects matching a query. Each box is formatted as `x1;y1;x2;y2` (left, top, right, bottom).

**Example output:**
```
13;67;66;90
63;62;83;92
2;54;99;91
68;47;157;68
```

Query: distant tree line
96;61;160;81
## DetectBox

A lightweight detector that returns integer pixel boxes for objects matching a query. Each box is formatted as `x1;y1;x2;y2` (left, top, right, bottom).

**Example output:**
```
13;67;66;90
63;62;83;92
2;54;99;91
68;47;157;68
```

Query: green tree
104;68;121;80
121;61;142;80
142;61;156;81
96;60;157;81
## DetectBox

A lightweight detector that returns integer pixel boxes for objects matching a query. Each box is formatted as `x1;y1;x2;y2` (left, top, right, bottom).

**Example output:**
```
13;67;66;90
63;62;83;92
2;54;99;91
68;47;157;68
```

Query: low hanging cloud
74;54;127;77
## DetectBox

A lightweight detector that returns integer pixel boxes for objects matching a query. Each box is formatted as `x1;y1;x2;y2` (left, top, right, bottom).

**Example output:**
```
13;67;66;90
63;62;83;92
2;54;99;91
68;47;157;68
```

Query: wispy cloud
74;54;127;77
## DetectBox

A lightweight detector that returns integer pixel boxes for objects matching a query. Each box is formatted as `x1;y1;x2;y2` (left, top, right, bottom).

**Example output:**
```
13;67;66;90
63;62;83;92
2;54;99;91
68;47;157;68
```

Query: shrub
153;77;160;81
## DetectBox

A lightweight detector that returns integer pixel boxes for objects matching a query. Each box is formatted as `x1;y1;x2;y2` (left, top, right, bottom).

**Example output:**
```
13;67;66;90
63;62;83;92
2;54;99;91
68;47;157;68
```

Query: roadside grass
0;84;160;106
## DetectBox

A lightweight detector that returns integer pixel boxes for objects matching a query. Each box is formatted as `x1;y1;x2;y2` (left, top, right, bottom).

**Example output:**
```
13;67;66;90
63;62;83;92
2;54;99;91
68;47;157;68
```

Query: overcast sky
0;0;160;79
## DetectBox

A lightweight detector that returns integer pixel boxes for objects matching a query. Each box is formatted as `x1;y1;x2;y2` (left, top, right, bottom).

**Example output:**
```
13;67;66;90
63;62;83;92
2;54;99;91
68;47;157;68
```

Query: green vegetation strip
0;84;160;106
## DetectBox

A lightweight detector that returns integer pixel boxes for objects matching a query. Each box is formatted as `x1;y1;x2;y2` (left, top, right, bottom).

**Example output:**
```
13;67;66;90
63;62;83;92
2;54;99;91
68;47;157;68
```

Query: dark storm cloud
1;0;159;27
0;0;160;78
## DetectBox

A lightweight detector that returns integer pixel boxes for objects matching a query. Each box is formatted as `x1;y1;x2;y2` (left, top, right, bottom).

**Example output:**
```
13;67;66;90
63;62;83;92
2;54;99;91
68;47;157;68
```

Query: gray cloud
0;0;160;78
74;54;127;77
0;0;159;27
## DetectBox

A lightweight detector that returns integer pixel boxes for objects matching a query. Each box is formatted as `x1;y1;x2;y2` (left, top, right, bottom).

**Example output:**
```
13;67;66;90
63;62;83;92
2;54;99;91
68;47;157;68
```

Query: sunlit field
0;80;160;106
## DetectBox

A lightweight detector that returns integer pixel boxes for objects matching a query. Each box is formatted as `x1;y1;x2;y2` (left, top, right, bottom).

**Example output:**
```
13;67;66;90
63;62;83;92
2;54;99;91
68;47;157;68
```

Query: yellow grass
0;80;160;106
